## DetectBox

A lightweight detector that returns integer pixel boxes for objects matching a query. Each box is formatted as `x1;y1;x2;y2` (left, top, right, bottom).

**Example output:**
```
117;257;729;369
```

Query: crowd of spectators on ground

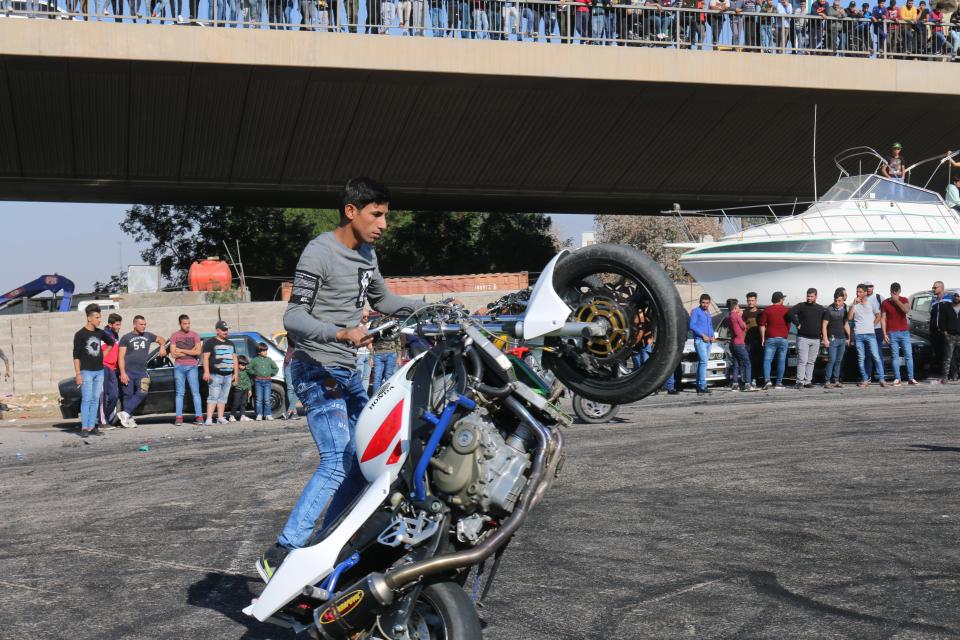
9;0;960;59
69;303;405;436
673;278;960;396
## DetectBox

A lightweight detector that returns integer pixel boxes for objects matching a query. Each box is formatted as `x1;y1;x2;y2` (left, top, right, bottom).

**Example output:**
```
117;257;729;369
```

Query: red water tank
189;257;232;292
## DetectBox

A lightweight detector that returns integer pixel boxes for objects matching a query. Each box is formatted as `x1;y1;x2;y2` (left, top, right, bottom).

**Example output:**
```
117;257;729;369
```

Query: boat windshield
819;175;942;204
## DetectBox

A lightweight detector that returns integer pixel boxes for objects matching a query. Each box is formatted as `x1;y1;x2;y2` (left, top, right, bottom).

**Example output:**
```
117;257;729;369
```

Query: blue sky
0;203;595;293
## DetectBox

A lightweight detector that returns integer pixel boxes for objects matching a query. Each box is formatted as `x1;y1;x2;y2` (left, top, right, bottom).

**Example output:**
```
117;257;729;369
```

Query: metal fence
4;0;960;61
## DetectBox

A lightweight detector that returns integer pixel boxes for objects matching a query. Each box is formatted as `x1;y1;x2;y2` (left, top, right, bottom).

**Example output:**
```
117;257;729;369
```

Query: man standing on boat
945;174;960;211
881;142;908;183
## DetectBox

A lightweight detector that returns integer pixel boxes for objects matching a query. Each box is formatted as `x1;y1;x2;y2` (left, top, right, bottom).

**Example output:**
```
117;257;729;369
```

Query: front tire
406;581;483;640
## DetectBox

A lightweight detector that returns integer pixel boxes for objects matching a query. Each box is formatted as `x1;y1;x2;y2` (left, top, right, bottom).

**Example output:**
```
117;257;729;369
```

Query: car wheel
270;382;287;416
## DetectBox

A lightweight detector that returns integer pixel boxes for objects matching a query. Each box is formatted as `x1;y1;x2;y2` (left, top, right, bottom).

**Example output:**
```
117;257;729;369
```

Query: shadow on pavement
187;572;280;640
906;444;960;453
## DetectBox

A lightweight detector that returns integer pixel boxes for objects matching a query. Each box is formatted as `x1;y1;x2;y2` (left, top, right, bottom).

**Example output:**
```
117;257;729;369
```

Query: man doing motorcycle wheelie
257;177;425;581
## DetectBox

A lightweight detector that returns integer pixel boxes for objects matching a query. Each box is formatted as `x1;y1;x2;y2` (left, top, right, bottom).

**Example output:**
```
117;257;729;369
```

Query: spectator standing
742;291;763;385
574;0;591;41
502;0;520;36
257;177;425;580
689;293;715;395
928;3;945;54
776;0;793;50
788;287;825;388
117;315;166;429
726;298;756;391
371;326;402;392
398;0;411;31
411;0;425;34
872;0;887;51
169;314;204;426
709;0;728;46
826;0;845;51
821;288;850;387
73;304;115;438
884;0;901;53
881;282;917;385
898;0;918;52
98;313;122;426
937;289;960;384
882;143;907;180
249;342;279;420
863;280;883;381
760;0;776;50
950;8;960;57
202;320;238;425
759;291;791;389
229;355;253;422
679;0;707;48
283;336;301;420
848;284;885;387
428;0;446;35
944;174;960;210
929;280;952;376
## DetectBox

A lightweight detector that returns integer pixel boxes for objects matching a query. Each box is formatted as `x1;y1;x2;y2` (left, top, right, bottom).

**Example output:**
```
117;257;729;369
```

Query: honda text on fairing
244;244;686;639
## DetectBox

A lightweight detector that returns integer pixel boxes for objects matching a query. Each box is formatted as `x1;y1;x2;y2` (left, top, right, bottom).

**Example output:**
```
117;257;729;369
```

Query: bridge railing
3;0;958;61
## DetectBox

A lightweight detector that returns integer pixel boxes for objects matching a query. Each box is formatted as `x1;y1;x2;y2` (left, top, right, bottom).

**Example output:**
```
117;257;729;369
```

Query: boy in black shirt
72;304;115;437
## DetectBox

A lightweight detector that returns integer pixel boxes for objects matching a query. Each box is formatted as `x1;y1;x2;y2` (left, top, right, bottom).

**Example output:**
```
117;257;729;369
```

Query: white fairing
246;356;424;622
523;250;572;340
355;354;423;483
247;472;391;621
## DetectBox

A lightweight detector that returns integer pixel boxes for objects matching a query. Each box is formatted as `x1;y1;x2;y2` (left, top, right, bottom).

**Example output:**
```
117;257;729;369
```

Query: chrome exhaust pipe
383;396;554;591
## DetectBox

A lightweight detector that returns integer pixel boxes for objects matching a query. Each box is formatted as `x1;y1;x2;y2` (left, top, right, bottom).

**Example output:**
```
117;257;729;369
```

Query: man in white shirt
945;174;960;211
847;283;885;387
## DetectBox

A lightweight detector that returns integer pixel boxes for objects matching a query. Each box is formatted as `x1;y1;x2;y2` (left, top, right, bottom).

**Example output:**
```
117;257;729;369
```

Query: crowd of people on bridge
9;0;960;60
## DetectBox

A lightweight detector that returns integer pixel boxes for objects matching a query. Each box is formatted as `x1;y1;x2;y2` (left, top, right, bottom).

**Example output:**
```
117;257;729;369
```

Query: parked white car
679;338;728;386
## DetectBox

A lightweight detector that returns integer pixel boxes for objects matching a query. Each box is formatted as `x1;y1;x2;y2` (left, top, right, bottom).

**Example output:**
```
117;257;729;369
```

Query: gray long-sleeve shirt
284;232;423;371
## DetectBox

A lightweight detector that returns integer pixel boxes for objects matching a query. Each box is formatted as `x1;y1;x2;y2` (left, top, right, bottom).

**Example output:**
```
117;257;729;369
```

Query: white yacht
677;147;960;304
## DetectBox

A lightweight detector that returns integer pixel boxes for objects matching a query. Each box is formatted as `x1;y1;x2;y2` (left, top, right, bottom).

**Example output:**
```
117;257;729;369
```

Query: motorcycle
244;244;686;639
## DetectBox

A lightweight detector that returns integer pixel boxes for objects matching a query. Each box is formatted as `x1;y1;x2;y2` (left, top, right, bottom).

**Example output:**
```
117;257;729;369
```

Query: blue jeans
730;344;750;386
371;352;398;392
122;370;149;415
207;372;233;405
100;367;119;425
429;3;444;35
888;330;913;382
284;363;299;413
278;361;369;549
255;378;273;416
80;369;105;429
457;0;471;36
824;337;847;383
855;333;883;382
174;364;202;417
762;337;788;385
865;327;883;380
693;337;710;390
356;352;371;393
631;343;652;369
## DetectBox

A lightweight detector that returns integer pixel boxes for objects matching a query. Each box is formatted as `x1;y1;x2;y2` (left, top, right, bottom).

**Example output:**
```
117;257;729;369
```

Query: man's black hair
133;314;145;322
833;288;845;299
339;177;391;218
771;291;784;303
84;303;101;317
891;282;901;293
727;298;739;310
746;291;758;299
178;314;190;323
107;313;122;324
699;293;711;302
806;287;817;295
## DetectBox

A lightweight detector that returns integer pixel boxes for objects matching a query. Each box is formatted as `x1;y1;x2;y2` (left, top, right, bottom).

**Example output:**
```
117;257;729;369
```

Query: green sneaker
256;544;289;582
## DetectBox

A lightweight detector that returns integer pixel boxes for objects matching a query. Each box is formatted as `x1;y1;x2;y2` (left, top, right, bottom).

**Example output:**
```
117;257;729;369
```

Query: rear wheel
405;581;483;640
571;393;620;424
543;243;686;404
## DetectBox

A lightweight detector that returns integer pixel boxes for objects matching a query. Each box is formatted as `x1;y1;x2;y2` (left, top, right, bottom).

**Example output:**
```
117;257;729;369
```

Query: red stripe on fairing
360;400;405;463
386;441;403;465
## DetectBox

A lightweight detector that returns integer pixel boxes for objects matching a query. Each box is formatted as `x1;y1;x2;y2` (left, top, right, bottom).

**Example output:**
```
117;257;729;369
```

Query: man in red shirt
881;282;916;385
99;313;122;427
759;291;791;389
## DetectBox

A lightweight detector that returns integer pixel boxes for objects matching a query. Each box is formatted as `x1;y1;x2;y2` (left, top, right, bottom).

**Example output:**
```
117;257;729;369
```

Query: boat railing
671;197;960;243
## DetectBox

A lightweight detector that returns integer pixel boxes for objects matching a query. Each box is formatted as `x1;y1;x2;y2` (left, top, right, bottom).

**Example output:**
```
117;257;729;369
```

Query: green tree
103;206;560;299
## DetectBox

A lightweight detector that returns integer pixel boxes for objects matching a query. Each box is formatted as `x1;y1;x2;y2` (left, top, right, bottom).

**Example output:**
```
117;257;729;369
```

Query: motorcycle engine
431;409;532;515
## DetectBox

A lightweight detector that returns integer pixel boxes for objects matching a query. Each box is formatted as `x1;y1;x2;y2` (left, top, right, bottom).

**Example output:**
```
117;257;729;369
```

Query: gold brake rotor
573;297;630;358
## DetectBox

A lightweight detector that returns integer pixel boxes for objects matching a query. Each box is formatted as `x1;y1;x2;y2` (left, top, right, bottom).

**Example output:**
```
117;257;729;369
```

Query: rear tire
406;581;483;640
545;243;686;404
270;382;287;416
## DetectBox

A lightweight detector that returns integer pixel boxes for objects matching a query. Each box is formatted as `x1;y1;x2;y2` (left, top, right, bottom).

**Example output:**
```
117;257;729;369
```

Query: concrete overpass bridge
1;19;959;212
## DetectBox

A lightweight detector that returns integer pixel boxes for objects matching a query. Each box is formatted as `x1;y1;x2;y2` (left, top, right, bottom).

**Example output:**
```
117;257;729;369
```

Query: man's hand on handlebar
337;326;374;348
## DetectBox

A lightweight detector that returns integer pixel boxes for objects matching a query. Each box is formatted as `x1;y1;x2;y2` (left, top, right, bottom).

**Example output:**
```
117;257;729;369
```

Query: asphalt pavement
1;383;959;639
